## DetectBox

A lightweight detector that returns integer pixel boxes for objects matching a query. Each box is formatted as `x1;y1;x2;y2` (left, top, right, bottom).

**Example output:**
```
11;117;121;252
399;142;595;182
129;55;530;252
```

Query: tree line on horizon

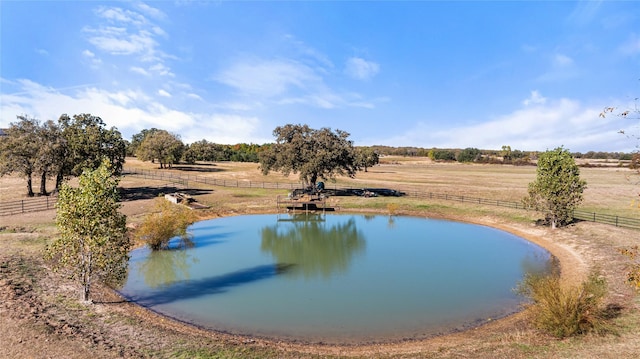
2;113;638;197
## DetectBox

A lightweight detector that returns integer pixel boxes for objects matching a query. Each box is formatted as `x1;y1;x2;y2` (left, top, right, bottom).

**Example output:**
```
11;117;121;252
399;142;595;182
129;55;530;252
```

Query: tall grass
517;270;610;338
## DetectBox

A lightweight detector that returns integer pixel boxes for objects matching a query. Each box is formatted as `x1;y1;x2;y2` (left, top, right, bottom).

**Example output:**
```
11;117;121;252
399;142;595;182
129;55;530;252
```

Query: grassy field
1;156;640;358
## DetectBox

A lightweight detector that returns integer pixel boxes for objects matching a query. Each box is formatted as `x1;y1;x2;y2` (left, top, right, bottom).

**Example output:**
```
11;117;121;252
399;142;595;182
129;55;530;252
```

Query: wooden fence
1;167;638;231
0;196;57;216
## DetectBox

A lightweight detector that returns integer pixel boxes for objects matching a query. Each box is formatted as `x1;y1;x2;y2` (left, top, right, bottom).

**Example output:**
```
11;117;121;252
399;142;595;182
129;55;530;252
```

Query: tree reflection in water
137;248;198;288
260;214;366;279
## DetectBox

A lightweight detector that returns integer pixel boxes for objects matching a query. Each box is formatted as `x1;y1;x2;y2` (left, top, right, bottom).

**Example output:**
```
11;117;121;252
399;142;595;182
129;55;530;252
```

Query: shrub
619;245;640;291
135;197;197;250
517;270;610;338
456;147;481;163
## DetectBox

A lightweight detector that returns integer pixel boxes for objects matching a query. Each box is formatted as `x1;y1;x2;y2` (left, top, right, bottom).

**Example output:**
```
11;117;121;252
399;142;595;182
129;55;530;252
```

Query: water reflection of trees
260;215;366;279
137;249;198;288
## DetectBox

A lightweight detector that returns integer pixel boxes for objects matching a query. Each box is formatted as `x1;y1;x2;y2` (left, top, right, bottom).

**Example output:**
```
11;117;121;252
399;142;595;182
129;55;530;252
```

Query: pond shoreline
114;207;587;354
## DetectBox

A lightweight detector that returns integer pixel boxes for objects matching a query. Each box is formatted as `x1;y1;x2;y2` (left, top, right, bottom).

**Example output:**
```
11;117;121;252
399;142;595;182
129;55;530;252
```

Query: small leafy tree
259;124;358;187
46;159;129;302
355;146;379;172
135;197;197;250
524;147;586;229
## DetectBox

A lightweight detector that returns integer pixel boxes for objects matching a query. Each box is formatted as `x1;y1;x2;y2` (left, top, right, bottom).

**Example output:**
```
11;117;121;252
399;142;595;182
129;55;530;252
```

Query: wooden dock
277;194;336;213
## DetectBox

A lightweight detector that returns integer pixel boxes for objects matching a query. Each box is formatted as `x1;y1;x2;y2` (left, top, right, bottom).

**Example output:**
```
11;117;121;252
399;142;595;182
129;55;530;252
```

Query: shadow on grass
119;187;213;201
171;164;225;173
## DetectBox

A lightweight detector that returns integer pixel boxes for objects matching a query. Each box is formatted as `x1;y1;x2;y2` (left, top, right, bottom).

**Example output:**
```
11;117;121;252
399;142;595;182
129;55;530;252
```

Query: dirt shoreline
1;203;638;358
110;213;590;358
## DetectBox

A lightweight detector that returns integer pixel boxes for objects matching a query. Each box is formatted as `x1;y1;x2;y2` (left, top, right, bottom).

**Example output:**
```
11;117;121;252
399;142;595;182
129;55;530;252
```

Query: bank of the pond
120;212;554;344
115;208;590;353
2;206;638;358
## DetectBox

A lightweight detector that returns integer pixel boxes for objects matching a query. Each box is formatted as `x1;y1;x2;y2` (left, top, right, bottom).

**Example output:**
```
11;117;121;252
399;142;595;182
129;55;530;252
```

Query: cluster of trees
425;145;533;164
0;114;126;196
370;145;637;163
129;128;380;169
127;128;268;166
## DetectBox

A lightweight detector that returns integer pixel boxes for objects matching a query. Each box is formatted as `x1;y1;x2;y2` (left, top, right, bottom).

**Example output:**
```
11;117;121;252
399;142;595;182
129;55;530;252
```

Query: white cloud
522;90;547;106
283;34;334;70
82;49;102;68
553;53;574;67
216;59;317;98
135;3;167;20
130;66;150;76
149;63;174;76
380;96;633;152
215;57;380;110
187;93;203;101
0;79;266;145
180;114;267;144
158;89;171;97
82;3;172;77
84;25;157;56
536;53;579;83
345;57;380;80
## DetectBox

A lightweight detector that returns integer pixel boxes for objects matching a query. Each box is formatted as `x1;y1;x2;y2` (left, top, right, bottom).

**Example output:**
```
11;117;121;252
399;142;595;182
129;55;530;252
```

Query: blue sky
1;1;639;152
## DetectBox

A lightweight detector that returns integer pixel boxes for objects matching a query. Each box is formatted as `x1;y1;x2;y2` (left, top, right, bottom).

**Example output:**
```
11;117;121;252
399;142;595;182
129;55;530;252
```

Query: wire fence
1;167;638;231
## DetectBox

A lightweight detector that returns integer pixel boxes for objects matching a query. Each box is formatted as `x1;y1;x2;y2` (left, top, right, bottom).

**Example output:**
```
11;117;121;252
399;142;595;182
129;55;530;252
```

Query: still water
119;213;551;343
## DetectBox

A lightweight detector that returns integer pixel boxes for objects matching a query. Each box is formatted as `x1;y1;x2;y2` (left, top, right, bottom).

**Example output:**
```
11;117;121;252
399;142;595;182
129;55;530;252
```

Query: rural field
1;156;640;358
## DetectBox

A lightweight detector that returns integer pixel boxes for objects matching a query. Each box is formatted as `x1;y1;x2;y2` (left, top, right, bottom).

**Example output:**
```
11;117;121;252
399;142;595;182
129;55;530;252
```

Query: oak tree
259;124;358;187
56;113;126;188
136;130;184;168
0;115;41;196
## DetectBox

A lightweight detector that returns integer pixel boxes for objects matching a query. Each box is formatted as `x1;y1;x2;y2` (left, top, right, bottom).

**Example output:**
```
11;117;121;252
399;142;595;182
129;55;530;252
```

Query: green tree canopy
258;124;358;187
128;128;160;157
46;159;130;302
57;113;126;188
355;146;380;172
136;129;184;168
457;147;481;163
524;147;587;229
0;115;41;196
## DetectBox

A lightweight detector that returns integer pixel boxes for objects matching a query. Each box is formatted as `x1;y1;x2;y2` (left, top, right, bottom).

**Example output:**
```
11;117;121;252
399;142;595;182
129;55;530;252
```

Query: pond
119;213;552;344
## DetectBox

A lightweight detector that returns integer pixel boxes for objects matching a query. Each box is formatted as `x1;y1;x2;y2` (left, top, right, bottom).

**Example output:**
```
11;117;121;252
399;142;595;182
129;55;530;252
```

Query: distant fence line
1;167;639;231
